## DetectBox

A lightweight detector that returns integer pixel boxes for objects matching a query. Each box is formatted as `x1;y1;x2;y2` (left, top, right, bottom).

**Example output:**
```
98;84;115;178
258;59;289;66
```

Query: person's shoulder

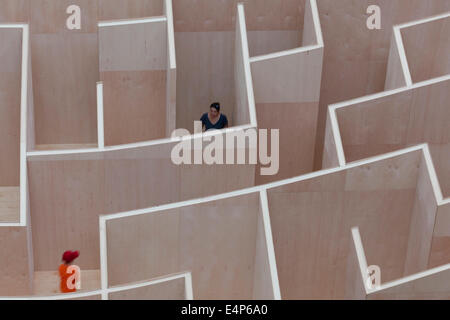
221;114;228;122
201;113;208;120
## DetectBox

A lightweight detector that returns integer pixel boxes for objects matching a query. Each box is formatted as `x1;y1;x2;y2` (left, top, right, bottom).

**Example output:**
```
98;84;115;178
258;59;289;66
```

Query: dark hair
210;102;220;112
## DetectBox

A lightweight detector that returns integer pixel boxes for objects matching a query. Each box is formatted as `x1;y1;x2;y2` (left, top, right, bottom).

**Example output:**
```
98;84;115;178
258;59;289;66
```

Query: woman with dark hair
200;102;229;131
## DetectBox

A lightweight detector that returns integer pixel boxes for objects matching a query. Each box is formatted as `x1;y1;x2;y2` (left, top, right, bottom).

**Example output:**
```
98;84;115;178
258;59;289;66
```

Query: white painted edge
101;144;429;221
328;106;346;166
107;272;190;293
370;263;450;294
184;272;194;300
249;45;321;63
396;11;450;30
98;16;167;27
259;190;282;300
352;227;450;296
0;24;30;227
330;74;450;110
422;144;445;205
0;23;28;29
310;0;324;47
96;82;105;150
26;124;256;157
248;0;323;63
164;0;176;69
0;272;192;300
237;3;258;128
99;217;108;300
393;26;413;87
19;24;29;227
351;228;371;295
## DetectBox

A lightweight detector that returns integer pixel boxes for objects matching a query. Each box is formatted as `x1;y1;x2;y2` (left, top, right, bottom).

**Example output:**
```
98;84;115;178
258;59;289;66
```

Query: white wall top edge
98;16;167;27
0;23;28;29
237;3;258;129
107;272;191;293
26;124;256;158
0;272;191;300
164;0;177;69
250;45;322;63
19;24;30;227
371;263;450;294
259;190;282;300
393;27;413;87
310;0;324;47
330;74;450;110
328;107;346;166
101;144;428;221
422;144;445;204
396;11;450;30
351;227;370;295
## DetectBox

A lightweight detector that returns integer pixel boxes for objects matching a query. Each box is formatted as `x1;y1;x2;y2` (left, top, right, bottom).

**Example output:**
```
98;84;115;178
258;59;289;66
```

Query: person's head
209;102;221;118
62;250;79;265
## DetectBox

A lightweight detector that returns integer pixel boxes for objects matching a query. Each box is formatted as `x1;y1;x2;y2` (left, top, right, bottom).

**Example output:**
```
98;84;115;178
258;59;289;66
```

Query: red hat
62;250;79;263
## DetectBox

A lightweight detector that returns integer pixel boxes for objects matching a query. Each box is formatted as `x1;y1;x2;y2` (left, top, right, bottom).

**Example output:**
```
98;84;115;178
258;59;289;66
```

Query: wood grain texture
313;0;450;170
0;187;20;223
335;79;450;196
252;47;323;184
106;193;262;299
0;28;22;186
428;203;450;268
172;0;306;32
401;16;450;83
109;277;185;300
384;33;407;90
0;227;32;295
267;151;421;299
28;138;255;270
403;153;438;276
98;0;164;20
102;70;167;145
367;267;450;300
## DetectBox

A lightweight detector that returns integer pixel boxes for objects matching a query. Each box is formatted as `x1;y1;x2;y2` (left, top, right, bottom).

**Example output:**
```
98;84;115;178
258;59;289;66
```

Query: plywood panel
0;28;22;186
248;30;302;57
0;0;30;22
322;111;339;169
252;205;275;300
109;277;185;300
335;79;450;196
267;151;421;299
106;193;260;299
401;16;450;83
314;0;450;169
0;227;32;295
30;0;99;146
0;187;20;223
99;20;168;145
99;21;167;72
403;153;438;276
28;138;255;270
102;70;167;145
428;203;450;268
384;33;407;90
175;31;235;132
98;0;164;20
172;0;305;33
367;266;450;300
252;47;323;184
